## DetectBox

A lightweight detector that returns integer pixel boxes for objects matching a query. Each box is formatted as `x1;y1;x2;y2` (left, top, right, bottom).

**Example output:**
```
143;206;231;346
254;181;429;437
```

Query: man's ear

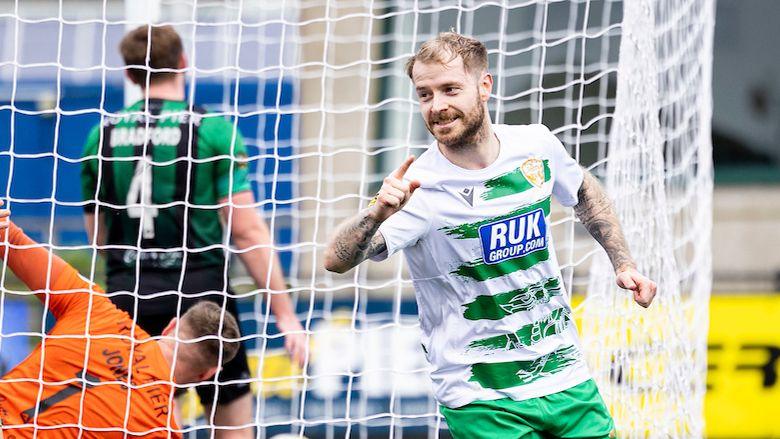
161;318;178;337
124;70;139;86
178;53;188;70
197;365;219;382
479;71;493;102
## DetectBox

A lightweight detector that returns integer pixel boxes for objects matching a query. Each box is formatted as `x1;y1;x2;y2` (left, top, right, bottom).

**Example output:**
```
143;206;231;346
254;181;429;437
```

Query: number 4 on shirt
126;160;158;239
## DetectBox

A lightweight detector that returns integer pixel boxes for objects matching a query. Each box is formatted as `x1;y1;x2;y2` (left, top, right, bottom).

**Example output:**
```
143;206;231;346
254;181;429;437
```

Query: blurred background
0;0;776;438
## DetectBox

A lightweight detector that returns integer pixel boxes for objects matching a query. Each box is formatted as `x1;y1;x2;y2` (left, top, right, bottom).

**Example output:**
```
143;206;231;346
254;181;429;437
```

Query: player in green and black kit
81;25;306;439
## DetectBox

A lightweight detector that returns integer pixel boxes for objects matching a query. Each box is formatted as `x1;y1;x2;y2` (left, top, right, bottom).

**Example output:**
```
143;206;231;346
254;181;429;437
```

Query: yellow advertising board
705;295;780;438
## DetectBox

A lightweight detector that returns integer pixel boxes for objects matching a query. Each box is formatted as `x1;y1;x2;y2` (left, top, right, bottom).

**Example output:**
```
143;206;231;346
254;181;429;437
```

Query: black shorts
107;268;251;407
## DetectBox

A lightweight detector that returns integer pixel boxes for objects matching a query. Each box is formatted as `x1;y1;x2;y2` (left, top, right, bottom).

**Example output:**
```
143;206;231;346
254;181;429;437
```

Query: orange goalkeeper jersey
0;223;181;438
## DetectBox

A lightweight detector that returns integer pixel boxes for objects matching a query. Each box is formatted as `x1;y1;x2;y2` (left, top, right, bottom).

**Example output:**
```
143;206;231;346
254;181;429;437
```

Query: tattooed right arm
324;209;388;273
325;156;420;274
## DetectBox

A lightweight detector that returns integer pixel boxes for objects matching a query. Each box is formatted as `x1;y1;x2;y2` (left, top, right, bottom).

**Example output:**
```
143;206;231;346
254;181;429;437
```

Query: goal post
0;0;714;437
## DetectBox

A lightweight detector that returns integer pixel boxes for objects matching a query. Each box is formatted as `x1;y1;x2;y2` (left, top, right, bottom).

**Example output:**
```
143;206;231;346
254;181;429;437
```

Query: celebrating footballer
325;32;656;439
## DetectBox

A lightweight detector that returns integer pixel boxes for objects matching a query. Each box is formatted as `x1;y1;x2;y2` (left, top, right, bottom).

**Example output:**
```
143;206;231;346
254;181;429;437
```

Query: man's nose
432;93;449;112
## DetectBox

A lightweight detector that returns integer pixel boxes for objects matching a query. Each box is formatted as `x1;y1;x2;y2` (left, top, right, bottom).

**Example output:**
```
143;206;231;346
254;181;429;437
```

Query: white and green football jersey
372;124;588;408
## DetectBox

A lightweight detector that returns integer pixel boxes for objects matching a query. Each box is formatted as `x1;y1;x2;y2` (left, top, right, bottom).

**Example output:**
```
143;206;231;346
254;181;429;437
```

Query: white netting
580;0;714;437
0;0;713;438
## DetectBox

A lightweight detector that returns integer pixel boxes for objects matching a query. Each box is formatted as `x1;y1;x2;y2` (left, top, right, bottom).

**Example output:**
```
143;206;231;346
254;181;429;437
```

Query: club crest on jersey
520;157;545;188
478;208;547;265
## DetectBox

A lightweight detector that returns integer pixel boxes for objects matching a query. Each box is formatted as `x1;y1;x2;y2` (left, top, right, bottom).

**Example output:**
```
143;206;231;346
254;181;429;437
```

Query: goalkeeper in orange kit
0;205;240;438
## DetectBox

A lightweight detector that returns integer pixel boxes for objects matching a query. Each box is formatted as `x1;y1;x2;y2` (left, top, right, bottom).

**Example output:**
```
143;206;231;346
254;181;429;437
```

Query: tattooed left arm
573;170;657;308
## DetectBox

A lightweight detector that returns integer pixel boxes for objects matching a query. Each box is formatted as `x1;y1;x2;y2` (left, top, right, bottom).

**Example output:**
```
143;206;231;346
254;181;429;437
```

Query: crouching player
0;213;239;438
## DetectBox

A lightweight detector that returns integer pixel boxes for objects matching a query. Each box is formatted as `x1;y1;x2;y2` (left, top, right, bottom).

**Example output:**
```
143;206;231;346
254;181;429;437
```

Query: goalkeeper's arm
0;207;100;319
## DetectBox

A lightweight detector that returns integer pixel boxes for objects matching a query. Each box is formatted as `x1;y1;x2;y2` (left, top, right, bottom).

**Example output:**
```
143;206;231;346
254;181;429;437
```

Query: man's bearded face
412;56;488;148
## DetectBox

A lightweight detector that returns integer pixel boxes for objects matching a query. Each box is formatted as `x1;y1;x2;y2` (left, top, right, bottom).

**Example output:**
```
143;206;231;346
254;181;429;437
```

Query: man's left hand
616;267;657;308
276;317;308;369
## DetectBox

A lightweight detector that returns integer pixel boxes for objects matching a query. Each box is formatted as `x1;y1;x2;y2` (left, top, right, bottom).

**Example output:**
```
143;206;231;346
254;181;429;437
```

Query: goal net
0;0;713;438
